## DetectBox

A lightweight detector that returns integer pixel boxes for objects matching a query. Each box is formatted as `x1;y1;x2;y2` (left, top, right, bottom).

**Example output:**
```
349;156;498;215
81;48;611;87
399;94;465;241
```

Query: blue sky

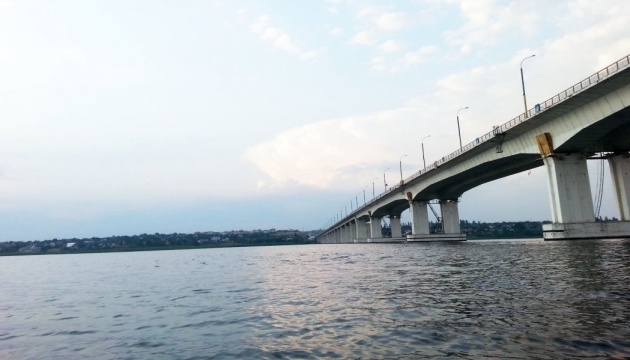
0;0;629;241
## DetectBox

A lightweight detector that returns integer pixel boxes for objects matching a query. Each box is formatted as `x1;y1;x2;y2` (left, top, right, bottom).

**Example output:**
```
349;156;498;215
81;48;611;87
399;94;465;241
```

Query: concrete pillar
441;200;461;234
343;225;350;243
369;217;382;238
390;216;402;237
544;153;594;223
345;224;352;242
409;201;430;235
355;218;368;241
349;221;357;241
609;153;630;221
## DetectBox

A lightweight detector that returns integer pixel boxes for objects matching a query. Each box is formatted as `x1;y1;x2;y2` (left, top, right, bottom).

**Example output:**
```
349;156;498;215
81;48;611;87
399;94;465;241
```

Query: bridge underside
415;154;543;201
557;108;630;154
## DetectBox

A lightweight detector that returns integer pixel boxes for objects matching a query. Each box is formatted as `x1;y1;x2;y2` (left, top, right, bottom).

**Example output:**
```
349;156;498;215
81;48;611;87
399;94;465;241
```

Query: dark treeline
0;229;316;256
381;220;548;239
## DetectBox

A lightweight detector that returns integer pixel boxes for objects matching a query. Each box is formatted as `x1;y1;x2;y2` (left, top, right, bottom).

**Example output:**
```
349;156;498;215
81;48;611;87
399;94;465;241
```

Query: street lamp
399;154;407;183
372;177;379;199
520;54;535;118
383;167;390;192
421;135;431;168
457;107;468;150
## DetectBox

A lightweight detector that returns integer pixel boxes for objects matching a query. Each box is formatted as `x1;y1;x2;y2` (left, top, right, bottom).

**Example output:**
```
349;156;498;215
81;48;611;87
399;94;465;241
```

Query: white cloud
378;40;403;53
375;12;410;32
348;30;376;46
250;14;319;61
329;27;343;36
403;45;439;65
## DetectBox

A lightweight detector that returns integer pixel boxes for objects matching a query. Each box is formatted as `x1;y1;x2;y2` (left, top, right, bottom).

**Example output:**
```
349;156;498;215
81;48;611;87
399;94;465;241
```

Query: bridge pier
543;153;630;240
406;200;466;242
390;216;403;238
609;153;630;220
349;221;357;243
354;218;369;243
367;216;383;242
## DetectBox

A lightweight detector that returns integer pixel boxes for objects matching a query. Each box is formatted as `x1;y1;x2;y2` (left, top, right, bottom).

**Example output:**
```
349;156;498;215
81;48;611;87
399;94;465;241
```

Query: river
1;239;629;359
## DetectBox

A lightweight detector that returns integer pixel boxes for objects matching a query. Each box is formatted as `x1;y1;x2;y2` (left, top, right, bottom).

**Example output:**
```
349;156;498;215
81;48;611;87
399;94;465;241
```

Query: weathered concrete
441;200;461;235
407;233;466;242
390;216;402;237
369;216;382;240
609;153;630;220
409;201;430;235
544;154;595;224
543;221;630;240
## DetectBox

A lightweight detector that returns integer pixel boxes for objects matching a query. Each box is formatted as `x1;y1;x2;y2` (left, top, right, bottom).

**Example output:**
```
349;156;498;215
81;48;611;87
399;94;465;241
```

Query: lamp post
457;107;468;150
372;177;379;199
520;54;535;118
383;167;390;192
421;135;431;168
363;187;367;205
399;154;407;183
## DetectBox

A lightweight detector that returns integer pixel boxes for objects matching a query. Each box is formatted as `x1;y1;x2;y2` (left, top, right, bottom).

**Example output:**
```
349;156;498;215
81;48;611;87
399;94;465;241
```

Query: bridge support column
609;153;630;220
545;154;595;223
341;225;348;243
410;201;430;235
349;221;357;243
407;200;465;241
441;200;461;234
345;224;353;243
542;153;630;240
355;219;368;243
390;216;402;238
368;217;382;242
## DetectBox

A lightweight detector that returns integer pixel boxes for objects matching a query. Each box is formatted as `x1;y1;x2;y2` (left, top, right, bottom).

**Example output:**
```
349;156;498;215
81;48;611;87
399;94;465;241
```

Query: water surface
1;239;629;359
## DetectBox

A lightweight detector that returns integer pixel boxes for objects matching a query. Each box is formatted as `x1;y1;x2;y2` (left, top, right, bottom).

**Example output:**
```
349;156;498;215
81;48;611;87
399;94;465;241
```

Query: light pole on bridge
457;107;468;150
521;54;536;118
372;177;379;199
383;167;390;192
399;154;407;184
421;135;431;168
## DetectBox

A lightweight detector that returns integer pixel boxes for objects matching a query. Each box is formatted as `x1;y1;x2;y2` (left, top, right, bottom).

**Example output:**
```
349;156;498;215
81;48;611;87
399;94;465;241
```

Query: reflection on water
1;239;629;359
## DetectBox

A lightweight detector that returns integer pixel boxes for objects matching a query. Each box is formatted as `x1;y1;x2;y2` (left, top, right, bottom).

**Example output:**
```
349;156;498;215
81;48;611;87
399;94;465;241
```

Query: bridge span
318;54;630;243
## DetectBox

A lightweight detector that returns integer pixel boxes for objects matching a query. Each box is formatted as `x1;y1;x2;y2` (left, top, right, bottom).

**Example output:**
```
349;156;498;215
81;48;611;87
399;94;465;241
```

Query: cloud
246;109;417;190
250;15;320;61
375;12;410;32
402;45;439;65
348;30;376;46
378;40;403;53
329;27;343;36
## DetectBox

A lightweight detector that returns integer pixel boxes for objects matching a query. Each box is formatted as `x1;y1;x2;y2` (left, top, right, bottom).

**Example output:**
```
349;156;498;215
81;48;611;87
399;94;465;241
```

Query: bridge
317;54;630;243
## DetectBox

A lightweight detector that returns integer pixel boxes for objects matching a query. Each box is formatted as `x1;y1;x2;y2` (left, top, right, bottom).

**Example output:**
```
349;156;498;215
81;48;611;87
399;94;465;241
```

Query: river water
1;239;629;359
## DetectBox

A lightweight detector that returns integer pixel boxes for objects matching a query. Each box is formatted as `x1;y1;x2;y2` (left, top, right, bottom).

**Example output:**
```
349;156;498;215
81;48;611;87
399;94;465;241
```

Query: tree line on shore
1;218;620;256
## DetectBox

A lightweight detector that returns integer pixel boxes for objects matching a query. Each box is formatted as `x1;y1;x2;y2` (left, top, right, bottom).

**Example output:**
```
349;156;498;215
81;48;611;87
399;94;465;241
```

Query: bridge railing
323;54;630;235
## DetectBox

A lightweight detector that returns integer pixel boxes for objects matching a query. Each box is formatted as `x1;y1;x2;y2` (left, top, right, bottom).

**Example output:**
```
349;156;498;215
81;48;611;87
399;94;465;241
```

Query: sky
0;0;629;241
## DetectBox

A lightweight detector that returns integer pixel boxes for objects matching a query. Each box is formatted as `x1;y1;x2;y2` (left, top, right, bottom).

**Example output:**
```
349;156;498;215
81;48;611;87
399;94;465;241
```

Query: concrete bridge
318;54;630;243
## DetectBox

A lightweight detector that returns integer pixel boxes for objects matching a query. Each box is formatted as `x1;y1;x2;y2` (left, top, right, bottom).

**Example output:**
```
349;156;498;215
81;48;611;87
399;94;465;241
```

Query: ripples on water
1;239;629;359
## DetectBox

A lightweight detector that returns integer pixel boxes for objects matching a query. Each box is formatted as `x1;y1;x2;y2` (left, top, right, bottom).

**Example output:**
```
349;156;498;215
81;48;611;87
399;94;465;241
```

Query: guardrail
322;53;630;235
